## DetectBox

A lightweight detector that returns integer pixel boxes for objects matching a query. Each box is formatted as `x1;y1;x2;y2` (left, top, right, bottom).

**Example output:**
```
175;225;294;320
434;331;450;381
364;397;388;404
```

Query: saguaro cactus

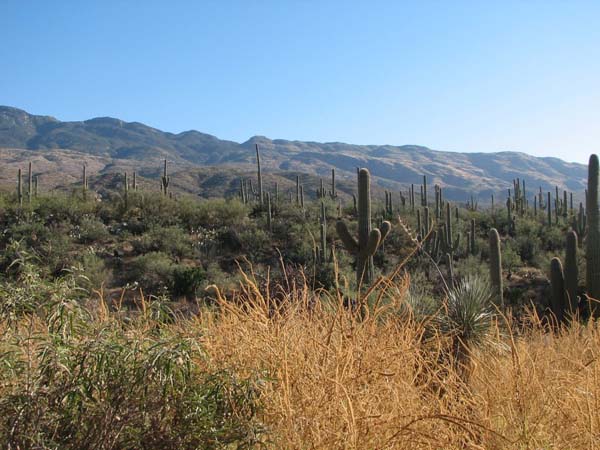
27;162;32;204
319;201;327;262
489;228;503;306
17;168;22;206
586;154;600;316
442;202;460;255
161;159;170;196
565;230;578;314
82;165;88;199
266;193;272;232
329;168;337;199
469;218;476;255
123;172;129;207
550;257;566;324
337;168;391;287
256;144;263;205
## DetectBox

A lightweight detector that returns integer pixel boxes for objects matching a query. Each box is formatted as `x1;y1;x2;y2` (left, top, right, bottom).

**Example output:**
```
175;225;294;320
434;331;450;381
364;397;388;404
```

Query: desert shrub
136;195;181;228
72;252;111;292
3;220;50;249
179;197;250;229
125;252;175;294
0;284;264;449
171;265;206;299
35;195;97;226
73;216;110;244
133;226;193;258
502;241;523;273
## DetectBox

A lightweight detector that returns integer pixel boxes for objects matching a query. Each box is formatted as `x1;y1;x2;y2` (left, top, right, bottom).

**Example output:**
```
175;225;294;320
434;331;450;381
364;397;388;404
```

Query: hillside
0;106;587;200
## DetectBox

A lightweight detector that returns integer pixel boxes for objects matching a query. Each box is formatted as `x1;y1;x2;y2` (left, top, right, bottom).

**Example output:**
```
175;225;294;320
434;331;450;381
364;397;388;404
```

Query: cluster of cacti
442;202;460;256
510;178;527;216
337;168;391;287
384;190;393;218
316;178;326;199
15;162;39;206
466;194;478;211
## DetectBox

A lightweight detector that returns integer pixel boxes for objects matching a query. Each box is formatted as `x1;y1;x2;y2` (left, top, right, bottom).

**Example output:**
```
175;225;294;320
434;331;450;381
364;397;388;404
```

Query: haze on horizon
1;1;599;164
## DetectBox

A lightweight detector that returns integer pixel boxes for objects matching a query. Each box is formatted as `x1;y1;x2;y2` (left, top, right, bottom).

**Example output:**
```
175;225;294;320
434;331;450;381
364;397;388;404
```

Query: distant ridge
0;105;587;200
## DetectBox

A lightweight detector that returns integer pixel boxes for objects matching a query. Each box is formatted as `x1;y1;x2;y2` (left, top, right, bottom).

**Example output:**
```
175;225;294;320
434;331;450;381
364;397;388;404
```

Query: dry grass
197;271;600;449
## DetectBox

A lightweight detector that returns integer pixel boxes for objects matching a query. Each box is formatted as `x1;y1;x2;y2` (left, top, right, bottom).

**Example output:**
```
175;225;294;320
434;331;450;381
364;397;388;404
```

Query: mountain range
0;105;588;201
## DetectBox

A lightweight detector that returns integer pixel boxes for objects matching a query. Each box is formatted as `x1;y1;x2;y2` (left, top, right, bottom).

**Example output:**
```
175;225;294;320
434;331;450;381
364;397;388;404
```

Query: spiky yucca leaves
440;275;497;372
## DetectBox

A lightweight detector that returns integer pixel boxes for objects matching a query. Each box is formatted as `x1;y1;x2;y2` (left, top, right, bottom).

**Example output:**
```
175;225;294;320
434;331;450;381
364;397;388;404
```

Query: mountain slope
0;106;587;200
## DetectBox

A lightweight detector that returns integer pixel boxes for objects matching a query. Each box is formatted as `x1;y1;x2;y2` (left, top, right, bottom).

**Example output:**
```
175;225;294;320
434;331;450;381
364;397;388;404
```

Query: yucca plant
438;275;497;378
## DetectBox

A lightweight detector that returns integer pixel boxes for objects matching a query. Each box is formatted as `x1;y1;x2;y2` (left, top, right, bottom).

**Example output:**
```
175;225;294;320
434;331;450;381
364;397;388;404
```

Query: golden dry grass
196;272;600;449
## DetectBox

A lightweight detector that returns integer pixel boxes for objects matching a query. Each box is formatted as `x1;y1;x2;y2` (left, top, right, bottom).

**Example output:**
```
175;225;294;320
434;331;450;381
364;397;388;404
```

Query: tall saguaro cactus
17;168;22;206
565;230;578;314
489;228;503;306
337;168;391;287
82;165;88;199
329;168;337;199
550;257;566;324
255;144;263;206
161;159;170;196
27;162;33;204
586;154;600;316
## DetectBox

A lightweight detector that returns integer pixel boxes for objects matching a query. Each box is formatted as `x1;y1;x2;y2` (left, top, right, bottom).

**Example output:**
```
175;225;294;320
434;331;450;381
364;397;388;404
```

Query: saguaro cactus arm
336;221;358;252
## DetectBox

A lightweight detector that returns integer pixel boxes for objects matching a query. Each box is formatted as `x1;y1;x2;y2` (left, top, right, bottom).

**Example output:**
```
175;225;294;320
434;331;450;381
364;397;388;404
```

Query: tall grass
201;269;600;449
1;258;599;448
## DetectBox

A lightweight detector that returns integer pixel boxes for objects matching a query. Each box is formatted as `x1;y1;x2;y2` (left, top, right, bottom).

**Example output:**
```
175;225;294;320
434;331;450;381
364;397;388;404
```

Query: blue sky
1;1;599;163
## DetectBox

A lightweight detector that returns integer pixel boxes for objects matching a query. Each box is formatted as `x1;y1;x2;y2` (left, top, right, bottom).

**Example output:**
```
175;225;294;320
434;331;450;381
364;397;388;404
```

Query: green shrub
171;265;206;299
74;217;110;244
72;252;111;293
0;287;264;449
133;226;193;258
125;252;175;294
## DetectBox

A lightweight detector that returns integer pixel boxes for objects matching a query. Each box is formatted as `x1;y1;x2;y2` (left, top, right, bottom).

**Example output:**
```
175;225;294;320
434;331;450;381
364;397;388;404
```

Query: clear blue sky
1;1;599;163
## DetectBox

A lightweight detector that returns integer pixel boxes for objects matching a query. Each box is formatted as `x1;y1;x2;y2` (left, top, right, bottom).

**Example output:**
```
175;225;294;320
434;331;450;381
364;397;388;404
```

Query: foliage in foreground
0;267;264;450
